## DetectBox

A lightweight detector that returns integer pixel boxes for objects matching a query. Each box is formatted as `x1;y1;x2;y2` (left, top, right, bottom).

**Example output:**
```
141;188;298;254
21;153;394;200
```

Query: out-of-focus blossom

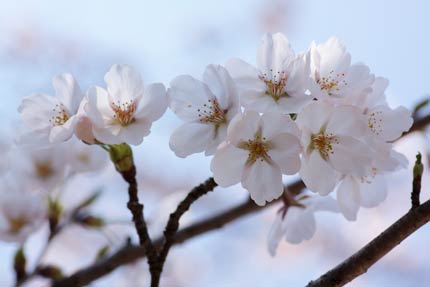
308;37;374;104
226;33;311;113
168;64;240;157
267;193;338;256
211;111;301;206
296;101;373;196
85;64;168;145
0;141;11;174
18;74;84;143
0;179;46;243
67;139;108;173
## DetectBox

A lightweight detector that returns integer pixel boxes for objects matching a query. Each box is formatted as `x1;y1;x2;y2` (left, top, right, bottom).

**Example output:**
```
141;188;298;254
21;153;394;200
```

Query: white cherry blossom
0;179;46;243
18;74;84;143
169;64;240;157
308;37;374;104
296;101;374;196
267;193;338;256
211;111;301;206
85;64;168;145
226;33;312;113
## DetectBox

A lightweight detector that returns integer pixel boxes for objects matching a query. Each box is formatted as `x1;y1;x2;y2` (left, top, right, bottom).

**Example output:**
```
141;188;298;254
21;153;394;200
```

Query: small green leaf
95;245;110;261
14;247;26;281
36;265;63;280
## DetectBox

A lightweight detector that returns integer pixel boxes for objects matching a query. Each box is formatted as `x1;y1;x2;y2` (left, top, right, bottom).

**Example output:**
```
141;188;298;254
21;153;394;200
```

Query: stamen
194;98;227;125
368;111;383;135
310;132;339;160
259;70;289;101
316;70;347;96
238;129;270;165
49;103;69;126
8;216;28;234
111;100;137;126
35;161;54;179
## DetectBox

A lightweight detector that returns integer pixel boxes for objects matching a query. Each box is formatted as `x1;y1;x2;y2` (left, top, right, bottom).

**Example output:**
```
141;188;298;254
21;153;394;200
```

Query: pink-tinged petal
368;105;413;141
85;86;115;128
284;207;316;244
49;115;79;143
168;75;213;122
359;175;387;208
284;53;310;94
135;83;168;122
257;33;295;78
242;159;283;206
104;64;144;103
262;111;300;140
240;90;279;113
337;176;361;221
315;37;351;76
52;73;83;113
115;119;152;145
326;105;367;137
300;151;337;196
169;122;215;158
267;133;301;175
296;101;332;134
225;58;263;90
330;136;373;176
18;94;57;131
75;116;97;145
267;213;286;256
203;64;239;110
227;111;260;145
211;143;248;187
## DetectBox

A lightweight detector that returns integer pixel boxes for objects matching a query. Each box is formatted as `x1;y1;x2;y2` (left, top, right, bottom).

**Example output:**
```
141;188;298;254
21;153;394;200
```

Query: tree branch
306;200;430;287
52;114;429;287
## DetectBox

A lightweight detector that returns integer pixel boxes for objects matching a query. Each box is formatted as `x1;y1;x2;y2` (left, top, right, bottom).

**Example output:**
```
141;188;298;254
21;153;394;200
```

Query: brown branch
53;114;429;287
151;177;217;286
306;199;430;287
411;153;424;209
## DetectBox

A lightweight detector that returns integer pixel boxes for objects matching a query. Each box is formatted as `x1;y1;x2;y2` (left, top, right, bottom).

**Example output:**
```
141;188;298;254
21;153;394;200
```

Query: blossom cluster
3;33;413;255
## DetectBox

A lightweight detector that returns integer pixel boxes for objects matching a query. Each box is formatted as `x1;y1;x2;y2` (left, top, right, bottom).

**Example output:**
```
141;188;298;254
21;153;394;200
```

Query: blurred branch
53;113;429;287
411;153;424;209
306;199;430;287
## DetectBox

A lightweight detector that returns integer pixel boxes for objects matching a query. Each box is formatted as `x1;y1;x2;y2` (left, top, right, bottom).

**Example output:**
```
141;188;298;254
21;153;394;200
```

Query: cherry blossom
0;179;46;243
296;101;374;196
168;64;240;157
85;64;168;145
226;33;312;113
267;193;338;256
66;138;108;173
308;37;374;104
211;111;301;206
18;74;84;143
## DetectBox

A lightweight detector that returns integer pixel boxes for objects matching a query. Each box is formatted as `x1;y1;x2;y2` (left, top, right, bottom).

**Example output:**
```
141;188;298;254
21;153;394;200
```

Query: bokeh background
0;0;429;286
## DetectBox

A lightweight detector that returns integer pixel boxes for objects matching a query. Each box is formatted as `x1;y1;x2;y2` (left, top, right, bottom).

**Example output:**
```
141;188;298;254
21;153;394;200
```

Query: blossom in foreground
211;111;301;206
226;33;312;113
169;64;240;157
0;180;46;243
296;101;373;196
85;64;168;145
18;74;84;143
308;37;374;104
267;193;338;256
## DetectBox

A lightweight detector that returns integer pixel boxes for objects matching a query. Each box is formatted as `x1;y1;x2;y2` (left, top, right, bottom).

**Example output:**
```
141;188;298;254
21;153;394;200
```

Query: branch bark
52;114;429;287
306;200;430;287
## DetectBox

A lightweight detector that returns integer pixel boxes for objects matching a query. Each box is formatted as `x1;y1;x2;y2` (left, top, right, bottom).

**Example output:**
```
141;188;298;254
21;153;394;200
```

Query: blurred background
0;0;429;286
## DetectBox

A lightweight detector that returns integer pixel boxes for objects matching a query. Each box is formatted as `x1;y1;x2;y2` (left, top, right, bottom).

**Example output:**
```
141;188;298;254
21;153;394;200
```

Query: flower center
367;111;383;136
259;70;289;101
316;70;347;96
8;216;29;234
310;132;339;160
111;100;137;126
360;167;378;184
35;161;54;179
194;98;227;126
238;130;270;165
49;103;69;126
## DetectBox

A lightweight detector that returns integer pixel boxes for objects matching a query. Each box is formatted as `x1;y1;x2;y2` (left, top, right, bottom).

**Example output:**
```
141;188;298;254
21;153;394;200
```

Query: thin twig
411;153;424;209
306;200;430;287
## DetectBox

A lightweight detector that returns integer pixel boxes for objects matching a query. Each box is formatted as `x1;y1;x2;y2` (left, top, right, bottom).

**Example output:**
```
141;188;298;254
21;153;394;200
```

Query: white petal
135;83;168;122
277;94;313;114
326;105;367;137
49;115;79;143
267;133;301;175
52;73;83;113
343;64;374;96
296;101;332;134
169;75;213;121
104;64;144;103
360;175;387;208
169;122;215;158
267;213;286;256
300;152;337;195
337;176;361;221
227;111;260;145
211;144;248;187
18;94;57;131
368;105;413;141
316;37;351;76
257;33;295;78
203;64;239;110
240;90;279;113
225;58;262;90
330;136;373;176
85;86;115;128
261;111;300;140
242;159;283;206
284;207;316;244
